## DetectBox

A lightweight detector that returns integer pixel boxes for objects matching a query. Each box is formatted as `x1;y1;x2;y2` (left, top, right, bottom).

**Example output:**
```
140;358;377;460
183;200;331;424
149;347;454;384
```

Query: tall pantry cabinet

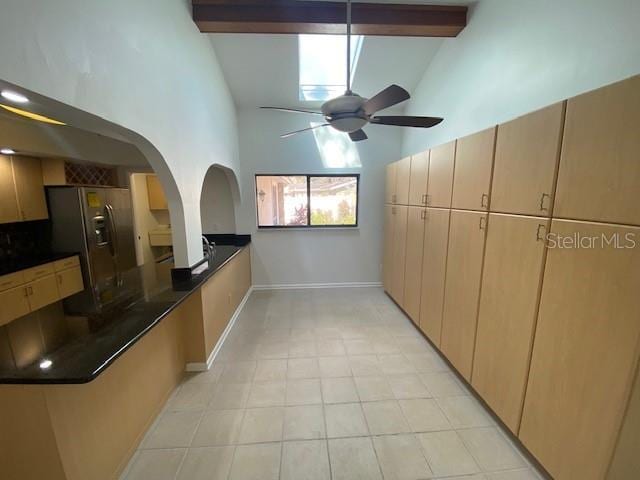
382;75;640;480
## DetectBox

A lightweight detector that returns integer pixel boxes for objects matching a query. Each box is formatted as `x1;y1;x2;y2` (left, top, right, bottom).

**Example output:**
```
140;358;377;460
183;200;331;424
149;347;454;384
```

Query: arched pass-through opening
200;164;240;235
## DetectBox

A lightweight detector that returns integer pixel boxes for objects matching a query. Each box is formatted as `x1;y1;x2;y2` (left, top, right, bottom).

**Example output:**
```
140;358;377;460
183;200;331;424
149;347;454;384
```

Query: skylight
299;34;364;102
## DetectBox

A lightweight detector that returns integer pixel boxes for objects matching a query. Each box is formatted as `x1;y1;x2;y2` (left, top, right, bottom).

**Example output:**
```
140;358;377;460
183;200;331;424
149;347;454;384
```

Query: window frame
255;173;360;229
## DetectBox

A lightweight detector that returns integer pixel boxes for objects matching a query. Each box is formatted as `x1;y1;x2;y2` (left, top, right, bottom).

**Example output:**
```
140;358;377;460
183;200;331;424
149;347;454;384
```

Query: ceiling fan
260;0;443;142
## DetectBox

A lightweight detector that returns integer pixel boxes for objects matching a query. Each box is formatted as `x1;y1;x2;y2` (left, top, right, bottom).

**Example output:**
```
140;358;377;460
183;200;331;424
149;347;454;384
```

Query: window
255;175;359;228
298;34;364;101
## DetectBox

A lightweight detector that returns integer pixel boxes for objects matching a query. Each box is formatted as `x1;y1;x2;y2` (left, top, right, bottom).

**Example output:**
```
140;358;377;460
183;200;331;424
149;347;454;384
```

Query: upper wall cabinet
555;75;640;225
492;103;565;216
452;127;496;211
395;156;411;205
408;151;429;206
440;209;488;380
426;141;456;208
0;156;20;223
385;163;397;204
147;174;169;210
519;220;640;480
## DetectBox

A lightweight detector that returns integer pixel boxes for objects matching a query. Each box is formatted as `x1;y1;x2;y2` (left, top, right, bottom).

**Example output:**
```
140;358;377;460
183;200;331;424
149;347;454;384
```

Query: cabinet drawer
54;255;80;272
27;274;60;311
56;266;84;299
0;285;31;326
0;271;25;292
22;263;55;282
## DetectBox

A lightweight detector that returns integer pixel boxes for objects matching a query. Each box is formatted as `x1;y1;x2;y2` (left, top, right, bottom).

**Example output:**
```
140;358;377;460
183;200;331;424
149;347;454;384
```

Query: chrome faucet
202;236;216;265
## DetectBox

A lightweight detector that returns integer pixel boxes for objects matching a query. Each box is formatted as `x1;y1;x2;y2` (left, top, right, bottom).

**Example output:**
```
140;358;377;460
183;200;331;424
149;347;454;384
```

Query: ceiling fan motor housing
322;93;369;133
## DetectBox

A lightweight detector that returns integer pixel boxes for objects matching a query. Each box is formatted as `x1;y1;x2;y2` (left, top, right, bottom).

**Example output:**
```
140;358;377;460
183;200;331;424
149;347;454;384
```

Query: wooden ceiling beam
192;1;467;37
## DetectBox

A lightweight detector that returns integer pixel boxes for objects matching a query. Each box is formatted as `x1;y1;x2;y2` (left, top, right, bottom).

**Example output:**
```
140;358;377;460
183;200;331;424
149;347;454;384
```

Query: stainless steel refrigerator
47;186;140;314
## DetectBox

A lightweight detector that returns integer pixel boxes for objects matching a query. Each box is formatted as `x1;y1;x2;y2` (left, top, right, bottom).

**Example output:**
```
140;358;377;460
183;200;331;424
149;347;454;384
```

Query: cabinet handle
481;193;489;208
27;286;33;296
57;275;62;285
479;216;487;231
420;210;427;220
536;224;547;242
539;193;551;211
421;194;427;205
24;287;29;298
425;194;431;206
392;207;396;214
392;194;397;203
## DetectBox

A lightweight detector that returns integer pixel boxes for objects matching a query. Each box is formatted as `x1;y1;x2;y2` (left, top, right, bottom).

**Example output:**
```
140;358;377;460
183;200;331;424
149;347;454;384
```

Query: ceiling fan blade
363;85;411;115
371;115;443;128
349;129;368;142
261;107;324;116
280;123;331;138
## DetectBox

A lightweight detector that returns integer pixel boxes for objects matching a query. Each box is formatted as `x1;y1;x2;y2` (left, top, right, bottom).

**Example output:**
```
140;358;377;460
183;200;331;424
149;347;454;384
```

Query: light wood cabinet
519;220;640;480
418;208;451;346
27;274;60;311
555;75;640;225
0;155;20;223
390;205;408;304
146;174;168;210
56;266;84;299
426;141;455;208
385;163;397;204
471;214;549;432
11;156;49;221
403;207;426;323
492;103;565;216
452;127;496;211
395;156;411;205
0;285;31;327
382;204;395;292
440;210;487;380
408;151;429;206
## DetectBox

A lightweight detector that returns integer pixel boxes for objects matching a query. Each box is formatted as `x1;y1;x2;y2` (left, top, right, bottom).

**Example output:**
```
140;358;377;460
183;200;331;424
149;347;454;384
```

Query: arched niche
200;164;240;234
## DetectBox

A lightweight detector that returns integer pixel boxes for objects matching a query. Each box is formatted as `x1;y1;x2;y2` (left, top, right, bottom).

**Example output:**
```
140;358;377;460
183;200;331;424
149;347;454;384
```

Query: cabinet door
426;141;455;208
11;156;48;221
0;155;20;224
555;75;640;225
146;174;168;210
408;151;429;206
395;157;411;205
440;210;487;379
419;208;451;346
27;275;60;311
492;103;565;216
519;220;640;480
452;127;496;211
403;207;426;323
471;214;549;432
390;205;408;304
385;163;397;204
0;285;31;326
56;267;85;299
382;205;395;293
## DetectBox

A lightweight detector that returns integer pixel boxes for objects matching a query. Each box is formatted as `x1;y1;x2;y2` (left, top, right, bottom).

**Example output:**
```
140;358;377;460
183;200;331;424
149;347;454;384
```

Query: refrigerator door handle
106;204;119;260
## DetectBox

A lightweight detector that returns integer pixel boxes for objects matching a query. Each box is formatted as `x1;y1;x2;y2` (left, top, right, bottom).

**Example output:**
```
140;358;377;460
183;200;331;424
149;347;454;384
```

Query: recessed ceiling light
39;359;53;370
1;89;29;104
0;104;66;125
0;148;15;155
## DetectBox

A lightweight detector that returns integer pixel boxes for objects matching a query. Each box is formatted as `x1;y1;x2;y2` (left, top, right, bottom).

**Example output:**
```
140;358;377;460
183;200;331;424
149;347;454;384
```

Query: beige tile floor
121;287;545;480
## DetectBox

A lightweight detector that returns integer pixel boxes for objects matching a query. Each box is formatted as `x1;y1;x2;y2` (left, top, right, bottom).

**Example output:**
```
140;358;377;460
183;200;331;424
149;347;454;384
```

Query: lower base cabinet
382;205;394;293
403;206;426;323
440;210;488;380
390;205;408;304
519;220;640;480
418;208;450;346
471;214;549;432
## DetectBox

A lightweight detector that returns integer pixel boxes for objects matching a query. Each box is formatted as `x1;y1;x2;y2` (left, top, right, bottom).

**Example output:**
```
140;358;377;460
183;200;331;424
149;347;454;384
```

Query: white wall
0;0;240;267
235;109;403;286
402;0;640;156
201;167;237;234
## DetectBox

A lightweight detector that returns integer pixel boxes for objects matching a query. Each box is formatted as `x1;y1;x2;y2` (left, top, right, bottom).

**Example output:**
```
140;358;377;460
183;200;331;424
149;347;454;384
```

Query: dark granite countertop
0;245;246;385
0;252;79;277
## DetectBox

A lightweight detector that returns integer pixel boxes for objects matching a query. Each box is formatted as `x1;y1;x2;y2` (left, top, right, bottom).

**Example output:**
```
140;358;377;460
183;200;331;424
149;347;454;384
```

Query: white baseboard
252;282;382;290
185;286;254;372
